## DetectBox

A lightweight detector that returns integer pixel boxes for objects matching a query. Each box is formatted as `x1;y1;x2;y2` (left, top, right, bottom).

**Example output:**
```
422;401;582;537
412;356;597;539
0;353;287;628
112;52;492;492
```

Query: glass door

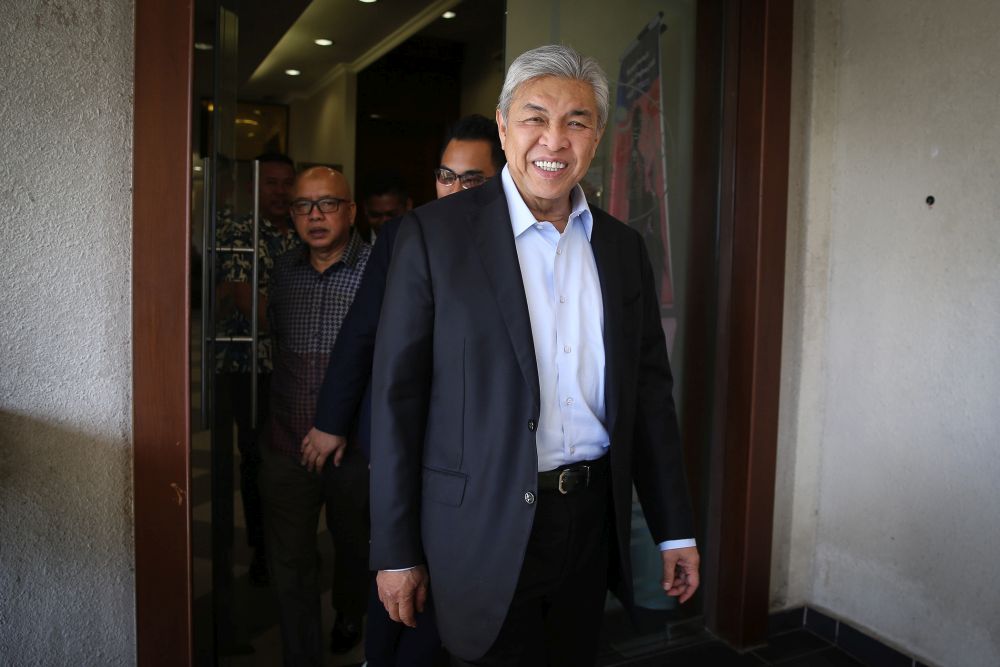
192;0;262;662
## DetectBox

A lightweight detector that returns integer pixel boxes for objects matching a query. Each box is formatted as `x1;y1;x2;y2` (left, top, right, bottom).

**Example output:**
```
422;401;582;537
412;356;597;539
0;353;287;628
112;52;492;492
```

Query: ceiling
194;0;505;107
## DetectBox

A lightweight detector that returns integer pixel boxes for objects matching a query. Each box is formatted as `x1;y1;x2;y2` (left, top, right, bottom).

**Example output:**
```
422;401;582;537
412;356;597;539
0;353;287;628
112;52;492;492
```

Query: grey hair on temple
497;44;610;130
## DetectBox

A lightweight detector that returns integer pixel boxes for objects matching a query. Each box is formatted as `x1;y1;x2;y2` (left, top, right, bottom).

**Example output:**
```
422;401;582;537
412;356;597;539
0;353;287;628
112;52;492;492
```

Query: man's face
259;161;296;221
435;139;498;199
290;170;355;254
364;193;409;233
496;76;603;219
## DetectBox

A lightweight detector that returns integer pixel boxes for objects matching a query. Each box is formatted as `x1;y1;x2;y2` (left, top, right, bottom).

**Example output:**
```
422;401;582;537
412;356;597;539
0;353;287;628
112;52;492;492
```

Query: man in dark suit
370;45;701;666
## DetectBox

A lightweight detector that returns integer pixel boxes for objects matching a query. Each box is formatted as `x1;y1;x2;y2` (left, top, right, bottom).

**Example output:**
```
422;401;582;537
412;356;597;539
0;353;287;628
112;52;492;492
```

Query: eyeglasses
434;168;487;190
290;197;349;216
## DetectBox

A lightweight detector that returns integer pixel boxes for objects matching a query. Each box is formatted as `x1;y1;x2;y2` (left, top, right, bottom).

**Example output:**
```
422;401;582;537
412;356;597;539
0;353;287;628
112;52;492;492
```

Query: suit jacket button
528;419;537;432
524;491;535;505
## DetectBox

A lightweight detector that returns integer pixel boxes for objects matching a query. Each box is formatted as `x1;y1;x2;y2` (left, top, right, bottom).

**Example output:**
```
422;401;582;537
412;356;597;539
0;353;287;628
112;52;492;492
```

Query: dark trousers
259;441;371;667
453;461;610;667
219;372;269;550
365;576;448;667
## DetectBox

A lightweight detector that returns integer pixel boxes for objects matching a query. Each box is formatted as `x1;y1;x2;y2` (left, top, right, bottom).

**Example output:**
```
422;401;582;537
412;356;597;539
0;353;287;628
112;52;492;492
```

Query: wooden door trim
703;0;794;648
132;0;194;663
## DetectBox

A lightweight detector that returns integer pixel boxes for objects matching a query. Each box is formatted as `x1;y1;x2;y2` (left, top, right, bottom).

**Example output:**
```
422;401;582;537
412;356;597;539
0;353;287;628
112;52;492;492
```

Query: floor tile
804;608;838;643
778;647;865;667
769;607;806;636
752;629;831;663
837;624;912;667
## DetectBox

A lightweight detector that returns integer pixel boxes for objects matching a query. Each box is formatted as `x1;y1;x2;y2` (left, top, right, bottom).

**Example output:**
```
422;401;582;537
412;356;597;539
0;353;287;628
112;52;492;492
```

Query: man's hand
377;566;429;628
661;546;700;603
300;427;347;472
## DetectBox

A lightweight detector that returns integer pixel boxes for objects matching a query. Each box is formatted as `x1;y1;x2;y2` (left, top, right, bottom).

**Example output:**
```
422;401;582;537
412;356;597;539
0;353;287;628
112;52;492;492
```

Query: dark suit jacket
370;177;694;661
314;217;403;460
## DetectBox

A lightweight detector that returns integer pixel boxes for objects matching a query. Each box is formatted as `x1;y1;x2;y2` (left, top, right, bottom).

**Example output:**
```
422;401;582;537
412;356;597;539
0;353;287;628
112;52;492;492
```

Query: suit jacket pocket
422;466;468;507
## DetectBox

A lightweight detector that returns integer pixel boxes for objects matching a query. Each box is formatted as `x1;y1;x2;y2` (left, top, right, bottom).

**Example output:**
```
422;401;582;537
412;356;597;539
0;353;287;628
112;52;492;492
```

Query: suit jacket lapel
590;210;623;438
470;181;541;411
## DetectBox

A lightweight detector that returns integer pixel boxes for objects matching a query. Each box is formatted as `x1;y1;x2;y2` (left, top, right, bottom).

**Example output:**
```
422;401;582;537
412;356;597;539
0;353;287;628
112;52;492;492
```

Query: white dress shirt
501;167;695;552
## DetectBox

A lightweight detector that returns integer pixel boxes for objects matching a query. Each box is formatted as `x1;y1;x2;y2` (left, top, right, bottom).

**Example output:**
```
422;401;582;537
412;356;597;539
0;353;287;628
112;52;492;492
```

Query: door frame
131;0;793;661
132;0;194;664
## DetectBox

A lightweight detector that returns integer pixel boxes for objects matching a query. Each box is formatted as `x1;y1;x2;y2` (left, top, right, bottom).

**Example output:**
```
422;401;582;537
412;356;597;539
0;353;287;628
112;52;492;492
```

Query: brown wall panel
132;0;194;664
705;0;794;647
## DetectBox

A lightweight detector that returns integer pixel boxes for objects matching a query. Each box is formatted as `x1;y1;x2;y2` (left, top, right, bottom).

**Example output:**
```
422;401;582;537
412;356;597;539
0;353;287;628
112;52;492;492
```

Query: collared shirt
502;166;609;473
215;213;302;374
267;231;371;458
501;167;696;553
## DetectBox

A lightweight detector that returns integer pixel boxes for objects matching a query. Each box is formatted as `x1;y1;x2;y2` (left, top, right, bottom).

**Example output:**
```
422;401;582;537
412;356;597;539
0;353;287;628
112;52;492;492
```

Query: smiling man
259;166;372;665
370;45;700;665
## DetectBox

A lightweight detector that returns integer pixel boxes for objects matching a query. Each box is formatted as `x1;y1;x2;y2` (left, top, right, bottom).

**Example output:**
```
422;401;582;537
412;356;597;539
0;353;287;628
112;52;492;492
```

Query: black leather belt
538;456;608;495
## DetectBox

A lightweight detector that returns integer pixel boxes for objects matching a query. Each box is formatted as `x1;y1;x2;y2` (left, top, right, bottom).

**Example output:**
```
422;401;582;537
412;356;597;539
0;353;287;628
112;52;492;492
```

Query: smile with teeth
533;160;567;172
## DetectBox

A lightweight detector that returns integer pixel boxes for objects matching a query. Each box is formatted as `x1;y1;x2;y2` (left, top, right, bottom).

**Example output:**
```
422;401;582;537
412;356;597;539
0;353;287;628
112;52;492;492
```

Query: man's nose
541;125;568;150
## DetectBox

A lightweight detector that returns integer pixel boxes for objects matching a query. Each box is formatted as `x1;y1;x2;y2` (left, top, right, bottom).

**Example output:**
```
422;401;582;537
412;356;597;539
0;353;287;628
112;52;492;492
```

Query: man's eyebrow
568;108;594;118
441;165;484;175
522;102;548;114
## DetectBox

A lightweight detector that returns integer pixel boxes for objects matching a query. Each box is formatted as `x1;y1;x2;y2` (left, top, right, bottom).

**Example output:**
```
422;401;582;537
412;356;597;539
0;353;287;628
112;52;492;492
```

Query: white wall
289;69;358;189
0;0;136;663
774;2;1000;665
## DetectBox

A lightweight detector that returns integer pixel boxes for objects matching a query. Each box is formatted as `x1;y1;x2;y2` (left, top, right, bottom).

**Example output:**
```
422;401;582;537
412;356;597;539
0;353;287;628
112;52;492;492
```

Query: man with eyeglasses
258;166;372;666
299;115;503;665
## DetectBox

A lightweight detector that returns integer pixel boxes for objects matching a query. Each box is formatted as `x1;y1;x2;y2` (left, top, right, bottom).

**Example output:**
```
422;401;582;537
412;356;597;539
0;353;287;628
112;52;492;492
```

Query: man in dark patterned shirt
214;153;300;585
259;166;372;665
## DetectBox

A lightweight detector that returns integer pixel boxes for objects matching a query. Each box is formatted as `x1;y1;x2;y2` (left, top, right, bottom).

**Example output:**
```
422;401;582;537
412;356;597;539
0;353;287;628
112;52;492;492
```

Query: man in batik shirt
215;152;299;584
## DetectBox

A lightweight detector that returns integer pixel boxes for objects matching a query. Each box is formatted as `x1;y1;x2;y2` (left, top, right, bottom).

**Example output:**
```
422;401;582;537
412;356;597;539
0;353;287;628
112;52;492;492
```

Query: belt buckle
557;464;591;494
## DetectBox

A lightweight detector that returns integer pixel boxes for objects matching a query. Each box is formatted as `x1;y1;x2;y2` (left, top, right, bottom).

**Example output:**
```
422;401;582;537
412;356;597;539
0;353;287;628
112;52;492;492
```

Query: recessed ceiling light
194;42;213;51
442;11;457;19
359;0;377;4
314;38;334;47
285;69;301;76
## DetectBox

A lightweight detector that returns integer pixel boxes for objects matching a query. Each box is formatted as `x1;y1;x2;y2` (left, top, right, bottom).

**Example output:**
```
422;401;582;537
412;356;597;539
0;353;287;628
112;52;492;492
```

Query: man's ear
495;108;507;150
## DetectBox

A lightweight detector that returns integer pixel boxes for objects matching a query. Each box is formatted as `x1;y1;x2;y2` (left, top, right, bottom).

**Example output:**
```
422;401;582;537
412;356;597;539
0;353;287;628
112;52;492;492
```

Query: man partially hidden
370;45;700;666
301;114;504;666
258;167;371;664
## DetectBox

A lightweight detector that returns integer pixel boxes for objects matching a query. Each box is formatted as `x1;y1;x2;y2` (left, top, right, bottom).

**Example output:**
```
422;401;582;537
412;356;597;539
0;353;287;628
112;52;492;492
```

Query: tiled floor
188;430;873;667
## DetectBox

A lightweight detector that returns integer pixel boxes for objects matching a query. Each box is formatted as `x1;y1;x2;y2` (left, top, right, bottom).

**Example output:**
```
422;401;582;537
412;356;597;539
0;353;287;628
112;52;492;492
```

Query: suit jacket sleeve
631;236;696;543
313;223;397;437
369;214;434;570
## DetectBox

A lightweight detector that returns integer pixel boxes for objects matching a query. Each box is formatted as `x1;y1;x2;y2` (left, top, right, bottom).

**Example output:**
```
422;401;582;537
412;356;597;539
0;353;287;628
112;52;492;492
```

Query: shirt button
564;345;572;353
528;419;537;431
556;248;563;255
524;492;535;505
559;295;567;303
565;397;574;406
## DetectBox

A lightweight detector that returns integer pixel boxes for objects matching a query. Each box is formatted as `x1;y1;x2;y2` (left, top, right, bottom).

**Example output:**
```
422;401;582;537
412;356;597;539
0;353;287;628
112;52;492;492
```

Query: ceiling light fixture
442;11;457;19
285;69;301;76
314;38;334;47
359;0;377;4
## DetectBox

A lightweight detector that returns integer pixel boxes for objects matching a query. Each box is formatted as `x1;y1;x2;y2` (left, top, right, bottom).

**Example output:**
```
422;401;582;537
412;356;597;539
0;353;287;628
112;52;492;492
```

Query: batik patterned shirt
267;231;371;458
215;213;302;374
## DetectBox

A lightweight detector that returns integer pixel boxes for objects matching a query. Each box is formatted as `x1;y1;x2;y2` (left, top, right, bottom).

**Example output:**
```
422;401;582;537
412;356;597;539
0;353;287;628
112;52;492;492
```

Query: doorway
132;0;793;663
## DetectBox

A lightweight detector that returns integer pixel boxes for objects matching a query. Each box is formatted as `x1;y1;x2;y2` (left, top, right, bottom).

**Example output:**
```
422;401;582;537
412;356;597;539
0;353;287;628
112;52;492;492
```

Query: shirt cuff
658;538;697;551
384;566;417;572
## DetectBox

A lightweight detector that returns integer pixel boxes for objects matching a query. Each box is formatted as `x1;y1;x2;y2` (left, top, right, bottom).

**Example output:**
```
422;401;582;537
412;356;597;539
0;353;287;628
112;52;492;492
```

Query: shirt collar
501;165;593;241
292;228;365;271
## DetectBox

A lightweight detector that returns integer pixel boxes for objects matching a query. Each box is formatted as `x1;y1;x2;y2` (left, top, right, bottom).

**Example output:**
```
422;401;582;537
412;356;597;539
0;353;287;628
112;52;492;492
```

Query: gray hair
497;44;610;130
